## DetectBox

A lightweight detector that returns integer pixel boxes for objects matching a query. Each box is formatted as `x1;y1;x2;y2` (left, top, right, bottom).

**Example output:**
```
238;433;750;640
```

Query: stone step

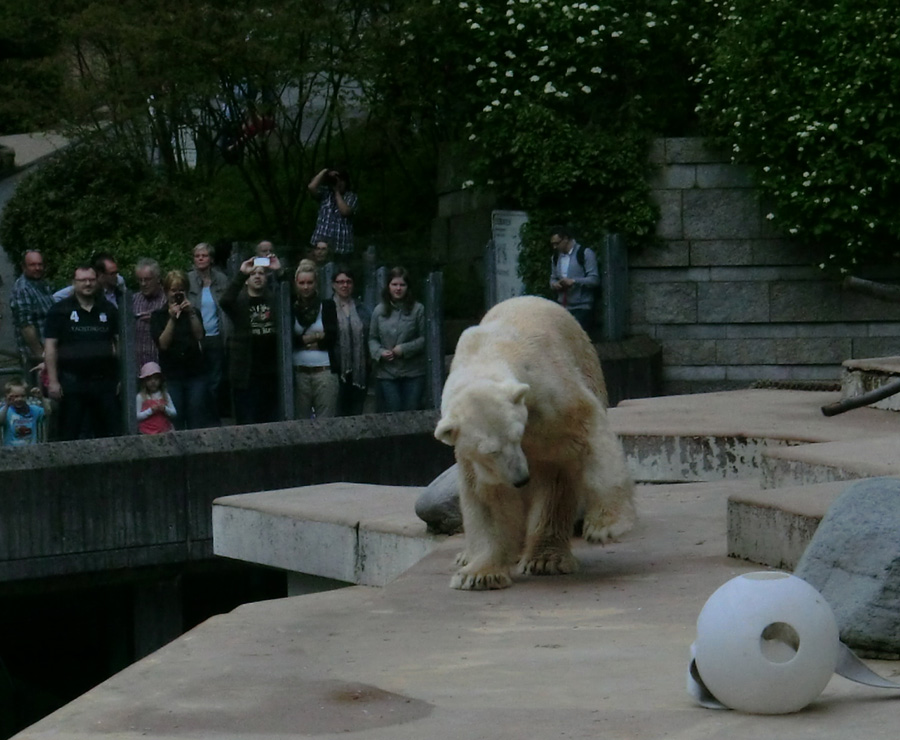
841;356;900;412
726;480;850;570
760;436;900;488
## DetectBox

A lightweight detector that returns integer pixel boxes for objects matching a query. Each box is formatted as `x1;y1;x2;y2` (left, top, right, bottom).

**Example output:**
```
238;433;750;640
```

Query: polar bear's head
435;380;530;488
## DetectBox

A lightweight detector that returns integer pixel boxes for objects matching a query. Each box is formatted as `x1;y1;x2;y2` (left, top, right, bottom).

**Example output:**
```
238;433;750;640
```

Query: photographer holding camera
151;270;209;430
308;167;358;257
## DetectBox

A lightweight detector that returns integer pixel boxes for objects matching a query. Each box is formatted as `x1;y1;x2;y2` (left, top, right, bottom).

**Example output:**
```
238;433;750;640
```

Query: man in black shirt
44;264;120;440
219;256;284;424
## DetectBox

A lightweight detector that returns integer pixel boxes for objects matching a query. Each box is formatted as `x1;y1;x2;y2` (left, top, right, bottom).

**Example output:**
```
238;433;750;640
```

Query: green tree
697;0;900;272
0;2;68;133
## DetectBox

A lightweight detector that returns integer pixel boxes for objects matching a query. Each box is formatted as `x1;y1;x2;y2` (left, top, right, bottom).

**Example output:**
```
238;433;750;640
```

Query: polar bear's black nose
513;475;530;488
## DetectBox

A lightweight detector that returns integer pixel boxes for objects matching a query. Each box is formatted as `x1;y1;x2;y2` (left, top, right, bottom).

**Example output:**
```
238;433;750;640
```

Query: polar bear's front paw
455;551;470;567
450;569;513;590
582;504;636;545
518;551;578;576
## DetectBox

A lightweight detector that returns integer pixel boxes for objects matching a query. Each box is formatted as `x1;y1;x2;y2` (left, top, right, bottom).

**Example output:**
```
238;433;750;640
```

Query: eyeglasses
334;279;352;284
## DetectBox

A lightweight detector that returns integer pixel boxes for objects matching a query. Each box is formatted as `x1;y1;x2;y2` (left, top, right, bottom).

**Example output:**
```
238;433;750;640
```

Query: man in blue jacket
549;226;600;332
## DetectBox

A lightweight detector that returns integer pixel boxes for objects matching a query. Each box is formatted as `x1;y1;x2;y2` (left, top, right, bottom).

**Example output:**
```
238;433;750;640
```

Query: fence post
276;279;294;420
362;245;379;313
600;233;628;342
119;286;138;435
483;239;496;309
424;271;444;410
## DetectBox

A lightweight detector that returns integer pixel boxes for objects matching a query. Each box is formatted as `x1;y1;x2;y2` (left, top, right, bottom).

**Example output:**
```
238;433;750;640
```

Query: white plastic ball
693;571;840;714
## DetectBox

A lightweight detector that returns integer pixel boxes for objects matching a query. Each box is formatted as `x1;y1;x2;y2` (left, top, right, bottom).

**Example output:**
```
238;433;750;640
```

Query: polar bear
434;295;636;590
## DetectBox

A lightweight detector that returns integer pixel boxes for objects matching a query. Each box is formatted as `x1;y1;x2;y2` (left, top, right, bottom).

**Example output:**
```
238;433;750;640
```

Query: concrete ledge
841;356;900;412
622;434;793;482
0;412;454;583
213;483;445;586
727;481;851;569
760;437;900;488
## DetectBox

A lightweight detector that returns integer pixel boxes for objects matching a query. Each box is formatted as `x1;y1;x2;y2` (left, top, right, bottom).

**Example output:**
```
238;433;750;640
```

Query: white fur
435;296;636;591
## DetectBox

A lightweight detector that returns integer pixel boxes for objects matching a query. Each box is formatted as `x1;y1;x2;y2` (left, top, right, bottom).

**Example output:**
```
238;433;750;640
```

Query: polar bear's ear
434;417;458;446
506;382;529;405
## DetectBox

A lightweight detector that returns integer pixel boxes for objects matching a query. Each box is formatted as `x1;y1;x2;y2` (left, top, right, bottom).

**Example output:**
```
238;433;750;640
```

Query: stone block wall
632;138;900;394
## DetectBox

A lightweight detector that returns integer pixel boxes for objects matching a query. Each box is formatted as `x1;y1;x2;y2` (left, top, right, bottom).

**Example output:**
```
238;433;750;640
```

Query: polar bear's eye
477;440;500;456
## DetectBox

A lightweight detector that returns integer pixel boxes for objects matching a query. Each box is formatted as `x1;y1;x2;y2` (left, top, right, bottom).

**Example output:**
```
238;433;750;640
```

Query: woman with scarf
331;266;371;416
291;259;338;419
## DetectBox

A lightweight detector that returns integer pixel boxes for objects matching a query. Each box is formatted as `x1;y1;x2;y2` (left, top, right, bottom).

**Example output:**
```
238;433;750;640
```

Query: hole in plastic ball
760;622;800;663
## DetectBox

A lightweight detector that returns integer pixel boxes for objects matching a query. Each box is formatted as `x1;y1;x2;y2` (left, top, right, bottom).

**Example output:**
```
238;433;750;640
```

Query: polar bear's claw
582;506;636;545
450;570;512;590
518;551;578;576
454;551;470;567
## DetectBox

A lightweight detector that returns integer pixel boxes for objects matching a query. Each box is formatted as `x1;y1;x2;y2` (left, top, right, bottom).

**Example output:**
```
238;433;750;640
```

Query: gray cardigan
187;267;232;342
368;302;426;379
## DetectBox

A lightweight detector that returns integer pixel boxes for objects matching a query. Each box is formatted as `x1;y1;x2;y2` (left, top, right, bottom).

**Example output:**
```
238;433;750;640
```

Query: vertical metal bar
424;271;444;410
484;239;496;309
362;245;379;313
601;233;628;342
119;286;139;435
277;279;295;421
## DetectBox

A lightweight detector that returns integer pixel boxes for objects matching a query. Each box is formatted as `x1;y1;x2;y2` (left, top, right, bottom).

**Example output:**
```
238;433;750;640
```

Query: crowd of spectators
2;166;437;444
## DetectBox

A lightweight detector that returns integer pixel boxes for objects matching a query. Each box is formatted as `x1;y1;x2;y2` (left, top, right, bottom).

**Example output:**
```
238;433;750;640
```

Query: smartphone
254;257;271;267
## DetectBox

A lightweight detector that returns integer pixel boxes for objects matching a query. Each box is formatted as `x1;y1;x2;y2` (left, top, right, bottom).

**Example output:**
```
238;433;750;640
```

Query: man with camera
219;254;286;424
308;167;358;257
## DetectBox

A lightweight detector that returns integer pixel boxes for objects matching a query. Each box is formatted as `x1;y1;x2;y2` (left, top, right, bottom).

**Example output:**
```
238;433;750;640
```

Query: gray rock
415;464;462;535
795;477;900;658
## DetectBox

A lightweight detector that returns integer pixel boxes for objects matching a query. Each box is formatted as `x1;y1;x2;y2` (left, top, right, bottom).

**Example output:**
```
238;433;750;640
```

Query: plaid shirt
9;274;55;359
310;187;358;255
133;290;168;368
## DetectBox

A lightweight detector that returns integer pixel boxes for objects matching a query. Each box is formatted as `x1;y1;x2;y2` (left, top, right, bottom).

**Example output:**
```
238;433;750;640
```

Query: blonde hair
162;270;189;293
294;258;317;280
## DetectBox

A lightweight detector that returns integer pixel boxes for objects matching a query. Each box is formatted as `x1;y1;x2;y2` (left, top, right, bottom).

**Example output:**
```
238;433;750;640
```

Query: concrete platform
840;355;900;412
212;483;443;588
15;389;900;739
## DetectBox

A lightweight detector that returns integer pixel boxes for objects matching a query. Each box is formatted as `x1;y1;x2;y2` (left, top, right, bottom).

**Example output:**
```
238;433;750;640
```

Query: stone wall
631;138;900;394
0;412;454;584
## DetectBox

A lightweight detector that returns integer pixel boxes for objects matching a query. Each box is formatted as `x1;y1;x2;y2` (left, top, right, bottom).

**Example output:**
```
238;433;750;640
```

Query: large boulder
795;477;900;658
414;464;462;535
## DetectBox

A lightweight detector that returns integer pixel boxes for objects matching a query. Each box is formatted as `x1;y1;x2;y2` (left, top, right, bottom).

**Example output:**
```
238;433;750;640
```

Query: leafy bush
0;144;229;286
696;1;900;272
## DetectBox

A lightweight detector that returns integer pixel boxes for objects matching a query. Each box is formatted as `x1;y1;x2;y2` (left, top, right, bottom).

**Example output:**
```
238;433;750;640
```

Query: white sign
490;210;528;303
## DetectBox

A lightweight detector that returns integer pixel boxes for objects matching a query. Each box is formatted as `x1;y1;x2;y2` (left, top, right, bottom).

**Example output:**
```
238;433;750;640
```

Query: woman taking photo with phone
151;270;209;430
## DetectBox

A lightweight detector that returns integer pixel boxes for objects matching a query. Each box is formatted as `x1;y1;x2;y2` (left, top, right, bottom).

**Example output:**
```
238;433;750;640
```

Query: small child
137;362;177;434
0;377;46;446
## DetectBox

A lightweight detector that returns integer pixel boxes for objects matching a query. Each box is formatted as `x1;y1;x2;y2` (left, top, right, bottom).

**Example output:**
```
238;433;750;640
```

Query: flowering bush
378;0;712;292
696;1;900;272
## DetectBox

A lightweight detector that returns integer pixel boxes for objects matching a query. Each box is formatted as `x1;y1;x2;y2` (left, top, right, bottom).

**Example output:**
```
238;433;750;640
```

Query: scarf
335;296;367;388
294;296;322;330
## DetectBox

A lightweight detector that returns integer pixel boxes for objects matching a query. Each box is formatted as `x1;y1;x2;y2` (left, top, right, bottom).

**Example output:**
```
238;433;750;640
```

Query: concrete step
841;356;900;412
726;480;850;570
760;436;900;488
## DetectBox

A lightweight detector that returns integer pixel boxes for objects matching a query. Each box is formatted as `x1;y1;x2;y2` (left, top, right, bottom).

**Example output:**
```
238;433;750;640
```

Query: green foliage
0;144;210;286
374;0;713;294
696;1;900;272
0;3;67;133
